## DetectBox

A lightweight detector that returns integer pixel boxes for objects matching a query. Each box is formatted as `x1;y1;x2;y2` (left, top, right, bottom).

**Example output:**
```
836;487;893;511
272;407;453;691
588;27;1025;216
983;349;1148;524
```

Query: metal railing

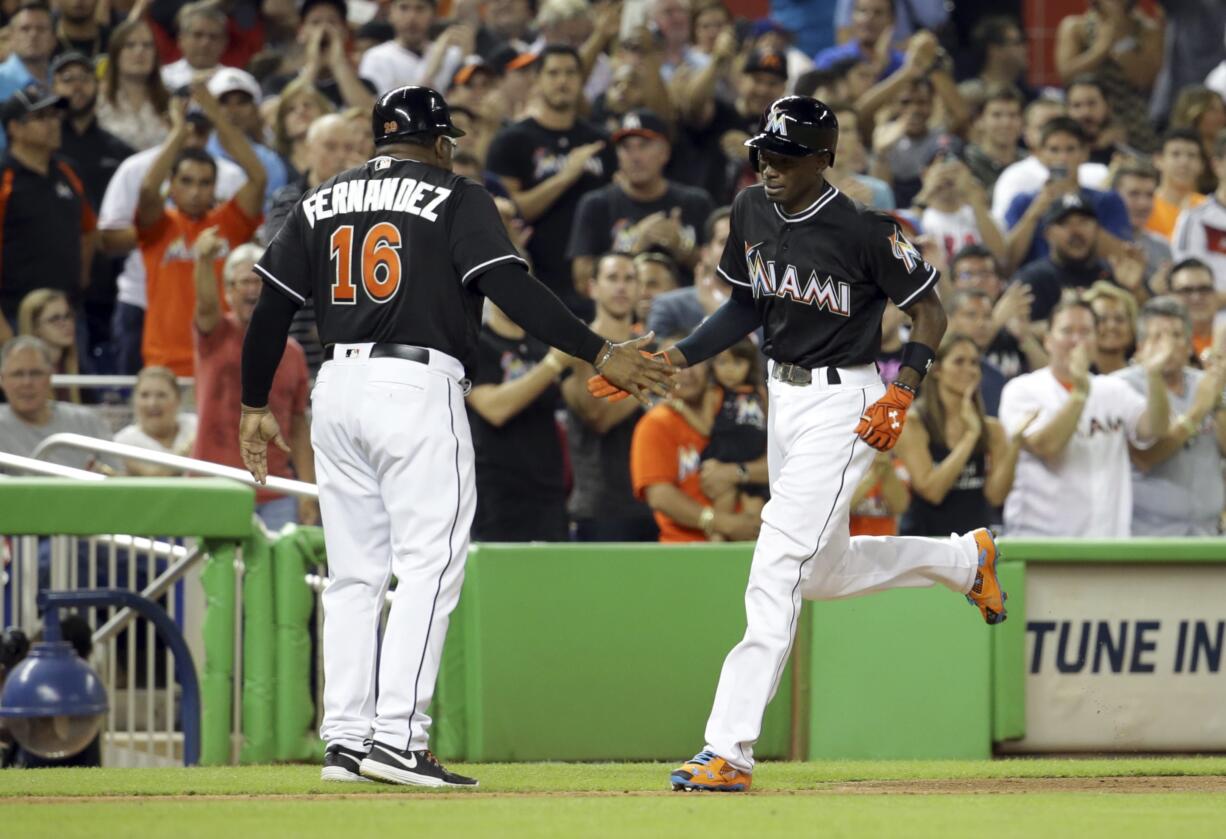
0;451;107;480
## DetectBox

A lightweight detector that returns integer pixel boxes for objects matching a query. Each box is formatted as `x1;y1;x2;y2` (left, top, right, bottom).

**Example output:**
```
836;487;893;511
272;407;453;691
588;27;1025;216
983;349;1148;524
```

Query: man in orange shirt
1146;128;1205;242
136;81;265;375
631;359;761;543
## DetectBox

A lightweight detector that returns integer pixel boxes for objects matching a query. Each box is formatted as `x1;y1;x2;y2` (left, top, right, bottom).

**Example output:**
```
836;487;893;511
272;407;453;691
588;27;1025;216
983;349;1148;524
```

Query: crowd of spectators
1;0;1226;541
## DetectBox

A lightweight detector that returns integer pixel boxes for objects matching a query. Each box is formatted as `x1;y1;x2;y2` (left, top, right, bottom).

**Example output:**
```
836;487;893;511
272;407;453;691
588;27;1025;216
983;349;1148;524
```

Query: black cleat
321;743;372;782
360;740;479;788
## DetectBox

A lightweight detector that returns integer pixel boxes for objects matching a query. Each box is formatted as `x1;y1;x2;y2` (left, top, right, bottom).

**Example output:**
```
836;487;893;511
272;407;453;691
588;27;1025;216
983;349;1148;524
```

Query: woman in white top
114;366;197;476
97;19;171;151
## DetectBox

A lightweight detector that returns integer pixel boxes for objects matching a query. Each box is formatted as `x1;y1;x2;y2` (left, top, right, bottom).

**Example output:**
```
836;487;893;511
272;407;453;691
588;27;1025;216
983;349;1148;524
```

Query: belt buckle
776;363;811;386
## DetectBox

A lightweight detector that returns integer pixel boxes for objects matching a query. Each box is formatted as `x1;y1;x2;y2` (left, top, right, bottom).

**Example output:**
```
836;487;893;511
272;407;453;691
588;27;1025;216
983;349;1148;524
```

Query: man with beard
51;0;110;60
1065;76;1122;167
358;0;466;97
1013;193;1114;324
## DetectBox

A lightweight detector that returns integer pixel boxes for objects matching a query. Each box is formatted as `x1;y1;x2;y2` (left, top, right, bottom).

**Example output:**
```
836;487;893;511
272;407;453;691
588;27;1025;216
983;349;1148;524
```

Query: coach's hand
855;383;916;452
596;332;677;406
239;405;291;485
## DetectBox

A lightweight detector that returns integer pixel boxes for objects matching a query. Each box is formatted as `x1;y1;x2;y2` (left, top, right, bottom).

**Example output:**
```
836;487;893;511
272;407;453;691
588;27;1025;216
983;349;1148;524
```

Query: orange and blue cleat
967;528;1007;625
670;750;752;792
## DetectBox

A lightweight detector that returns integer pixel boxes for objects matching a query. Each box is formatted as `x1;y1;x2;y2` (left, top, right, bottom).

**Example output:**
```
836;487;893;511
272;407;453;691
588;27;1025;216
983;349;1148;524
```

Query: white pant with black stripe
311;343;475;753
703;363;979;771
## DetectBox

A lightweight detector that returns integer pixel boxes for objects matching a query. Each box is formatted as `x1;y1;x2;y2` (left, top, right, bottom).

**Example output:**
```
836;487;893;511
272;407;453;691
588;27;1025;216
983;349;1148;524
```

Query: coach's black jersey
718;183;939;369
255;155;527;372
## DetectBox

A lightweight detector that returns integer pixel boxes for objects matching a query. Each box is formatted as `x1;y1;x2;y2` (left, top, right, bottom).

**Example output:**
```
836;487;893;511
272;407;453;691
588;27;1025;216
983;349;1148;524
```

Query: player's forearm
241;287;299;407
896;293;945;391
673;296;759;366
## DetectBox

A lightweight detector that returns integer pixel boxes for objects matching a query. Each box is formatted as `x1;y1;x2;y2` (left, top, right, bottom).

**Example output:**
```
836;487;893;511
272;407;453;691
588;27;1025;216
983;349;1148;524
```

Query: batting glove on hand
855;383;915;451
586;350;666;403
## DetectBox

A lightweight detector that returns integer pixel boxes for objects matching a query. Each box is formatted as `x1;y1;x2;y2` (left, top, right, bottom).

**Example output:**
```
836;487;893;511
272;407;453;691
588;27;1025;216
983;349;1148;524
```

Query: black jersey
255;155;528;373
717;183;940;369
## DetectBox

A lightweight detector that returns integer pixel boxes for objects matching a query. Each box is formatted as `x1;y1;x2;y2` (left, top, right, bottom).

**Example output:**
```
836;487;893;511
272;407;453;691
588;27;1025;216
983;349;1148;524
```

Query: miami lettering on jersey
745;241;851;316
302;178;453;228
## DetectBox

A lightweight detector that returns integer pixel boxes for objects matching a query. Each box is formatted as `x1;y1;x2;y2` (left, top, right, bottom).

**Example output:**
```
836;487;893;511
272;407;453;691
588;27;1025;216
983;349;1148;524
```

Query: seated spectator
1146;128;1206;241
944;289;1007;414
950;245;1046;378
1167;258;1218;363
699;338;769;521
1117;296;1226;535
96;18;170;151
999;299;1170;537
848;452;909;536
895;333;1030;536
814;0;903;81
17;289;88;403
136;83;264;376
113;365;196;476
827;103;894;210
1171;131;1226;291
567;109;713;288
357;0;465;97
270;78;336;182
962;84;1025;196
191;232;314;531
1168;85;1225;194
647;206;731;337
913;140;1007;266
1065;75;1126;167
0;2;55;152
205;68;289;207
1110;161;1172;280
1003;117;1130;270
631;351;761;543
1083;280;1137;375
465;301;570;542
633;252;680;325
0;336;114;470
1013;193;1115;324
160;1;228;92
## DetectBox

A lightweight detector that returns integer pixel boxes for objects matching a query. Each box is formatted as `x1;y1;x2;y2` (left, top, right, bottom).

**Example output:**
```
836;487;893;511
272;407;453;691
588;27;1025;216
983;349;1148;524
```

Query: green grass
2;760;1225;839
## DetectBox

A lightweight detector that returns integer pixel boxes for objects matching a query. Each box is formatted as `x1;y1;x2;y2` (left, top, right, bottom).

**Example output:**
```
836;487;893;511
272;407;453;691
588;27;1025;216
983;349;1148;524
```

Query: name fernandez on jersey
745;240;851;316
301;176;453;228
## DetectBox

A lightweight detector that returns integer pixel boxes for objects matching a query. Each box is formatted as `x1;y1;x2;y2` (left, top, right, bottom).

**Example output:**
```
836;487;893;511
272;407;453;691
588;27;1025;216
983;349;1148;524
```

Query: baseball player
592;96;1008;792
238;86;674;787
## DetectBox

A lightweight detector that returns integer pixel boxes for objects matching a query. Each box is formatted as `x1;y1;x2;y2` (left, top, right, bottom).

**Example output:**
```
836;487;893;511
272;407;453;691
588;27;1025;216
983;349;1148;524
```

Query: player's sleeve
861;212;939;309
716;200;753;303
448;183;529;286
630;409;680;500
254;202;311;305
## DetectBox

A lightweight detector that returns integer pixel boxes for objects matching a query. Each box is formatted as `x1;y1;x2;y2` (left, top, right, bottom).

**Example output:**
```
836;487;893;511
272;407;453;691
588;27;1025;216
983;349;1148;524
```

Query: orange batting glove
586;350;665;403
855;383;916;451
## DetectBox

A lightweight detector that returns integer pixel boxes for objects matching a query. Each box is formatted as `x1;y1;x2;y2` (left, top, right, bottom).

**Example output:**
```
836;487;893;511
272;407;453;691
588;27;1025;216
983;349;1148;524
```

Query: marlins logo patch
888;229;923;274
764;107;794;137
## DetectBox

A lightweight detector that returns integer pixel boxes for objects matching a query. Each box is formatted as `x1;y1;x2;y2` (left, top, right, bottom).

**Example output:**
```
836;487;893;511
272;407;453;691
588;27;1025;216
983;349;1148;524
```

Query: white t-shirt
990;156;1110;225
98;146;246;309
921;205;983;263
1206;61;1226;100
1172;194;1226;292
114;414;198;460
357;40;463;97
161;58;218;92
999;368;1151;537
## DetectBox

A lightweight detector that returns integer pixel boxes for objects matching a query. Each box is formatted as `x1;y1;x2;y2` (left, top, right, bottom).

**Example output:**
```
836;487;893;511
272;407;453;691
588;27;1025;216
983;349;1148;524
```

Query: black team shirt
718;183;940;368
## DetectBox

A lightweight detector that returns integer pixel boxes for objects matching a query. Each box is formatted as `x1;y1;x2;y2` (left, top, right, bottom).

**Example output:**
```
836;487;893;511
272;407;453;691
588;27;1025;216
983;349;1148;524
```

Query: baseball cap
0;84;68;128
744;48;788;81
750;19;793;39
207;67;262;103
1044;192;1098;227
489;44;538;74
612;109;670;145
50;51;93;77
452;57;499;88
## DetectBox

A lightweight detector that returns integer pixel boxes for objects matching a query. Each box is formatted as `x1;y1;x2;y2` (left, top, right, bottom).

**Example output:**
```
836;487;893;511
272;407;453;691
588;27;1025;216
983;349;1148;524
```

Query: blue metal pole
38;589;202;766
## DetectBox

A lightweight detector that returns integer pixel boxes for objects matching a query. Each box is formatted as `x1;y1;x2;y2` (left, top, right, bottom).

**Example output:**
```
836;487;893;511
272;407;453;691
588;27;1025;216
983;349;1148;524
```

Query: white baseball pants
703;363;980;771
312;343;475;753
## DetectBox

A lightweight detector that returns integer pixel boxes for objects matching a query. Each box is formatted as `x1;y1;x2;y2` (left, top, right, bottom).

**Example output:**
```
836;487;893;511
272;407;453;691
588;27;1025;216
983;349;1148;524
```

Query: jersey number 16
330;222;403;304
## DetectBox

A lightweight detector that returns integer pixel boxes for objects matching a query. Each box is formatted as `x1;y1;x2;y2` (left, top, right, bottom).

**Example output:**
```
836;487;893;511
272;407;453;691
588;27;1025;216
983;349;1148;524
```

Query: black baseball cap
299;0;347;20
1044;192;1098;227
744;48;788;80
50;51;92;77
612;109;670;145
0;84;68;128
453;56;499;87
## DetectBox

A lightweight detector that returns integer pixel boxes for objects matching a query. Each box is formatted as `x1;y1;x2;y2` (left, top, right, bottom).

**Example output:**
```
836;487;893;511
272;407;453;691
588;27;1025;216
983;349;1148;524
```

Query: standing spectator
358;0;466;97
0;2;56;152
270;79;335;182
160;1;228;91
114;365;196;476
1013;195;1115;324
856;30;970;138
52;0;110;60
896;334;1030;536
475;0;535;60
1167;258;1218;362
647;206;731;337
814;0;902;81
265;0;377;111
17;288;87;402
950;244;1046;378
648;0;710;84
136;84;264;375
1146;128;1206;241
962;85;1024;196
205;67;288;206
1119;295;1226;535
957;16;1032;110
0;85;95;345
999;299;1171;537
1168;85;1225;194
560;252;657;541
1066;76;1124;166
486;45;613;313
1084;280;1137;375
914;143;1007;266
191;230;314;530
0;336;113;469
746;18;814;95
872;77;947;209
1172;133;1226;291
1110;161;1172;280
465;301;570;541
1055;0;1163;152
96;18;170;151
567;109;712;288
944;289;1008;414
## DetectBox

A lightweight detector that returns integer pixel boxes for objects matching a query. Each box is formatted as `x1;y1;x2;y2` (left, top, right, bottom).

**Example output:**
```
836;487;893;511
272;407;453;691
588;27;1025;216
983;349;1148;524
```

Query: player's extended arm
668;294;762;367
192;83;267;220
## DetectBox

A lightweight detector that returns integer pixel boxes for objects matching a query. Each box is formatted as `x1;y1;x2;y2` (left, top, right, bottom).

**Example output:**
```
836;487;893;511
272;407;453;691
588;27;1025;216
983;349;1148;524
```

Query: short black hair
537;44;581;70
972;14;1020;47
950;243;997;273
1039;116;1088;147
171;147;218;179
1050;295;1098;328
704;206;731;241
1161;126;1203;150
1169;257;1214;283
975;83;1024;117
1066;74;1108;100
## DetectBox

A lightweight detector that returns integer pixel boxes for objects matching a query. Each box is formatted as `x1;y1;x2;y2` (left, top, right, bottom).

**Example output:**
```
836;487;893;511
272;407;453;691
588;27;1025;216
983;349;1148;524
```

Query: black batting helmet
372;85;466;147
745;95;839;170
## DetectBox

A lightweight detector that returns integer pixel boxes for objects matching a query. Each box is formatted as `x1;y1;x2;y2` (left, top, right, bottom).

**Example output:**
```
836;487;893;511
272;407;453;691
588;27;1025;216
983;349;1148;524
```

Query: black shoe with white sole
321;743;371;782
359;741;479;787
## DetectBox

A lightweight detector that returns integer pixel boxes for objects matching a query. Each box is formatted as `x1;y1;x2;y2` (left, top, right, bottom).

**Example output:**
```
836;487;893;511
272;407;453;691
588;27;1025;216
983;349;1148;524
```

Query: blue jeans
257;496;298;533
111;302;144;375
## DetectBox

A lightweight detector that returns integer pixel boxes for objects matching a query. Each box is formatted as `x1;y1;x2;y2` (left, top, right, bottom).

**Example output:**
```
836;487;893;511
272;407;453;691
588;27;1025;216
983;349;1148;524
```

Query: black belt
772;363;841;386
323;343;430;364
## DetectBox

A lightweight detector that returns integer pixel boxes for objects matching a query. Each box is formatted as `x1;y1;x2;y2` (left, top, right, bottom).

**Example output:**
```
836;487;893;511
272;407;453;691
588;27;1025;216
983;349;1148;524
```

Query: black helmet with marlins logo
745;95;839;170
372;85;467;147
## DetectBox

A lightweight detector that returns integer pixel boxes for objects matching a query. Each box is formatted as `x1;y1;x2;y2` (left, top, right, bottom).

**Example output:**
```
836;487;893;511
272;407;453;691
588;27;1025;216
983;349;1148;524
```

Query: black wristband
900;341;936;379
